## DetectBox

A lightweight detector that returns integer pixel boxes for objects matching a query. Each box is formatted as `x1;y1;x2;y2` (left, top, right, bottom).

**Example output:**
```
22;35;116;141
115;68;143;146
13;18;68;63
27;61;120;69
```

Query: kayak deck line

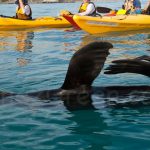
86;20;118;27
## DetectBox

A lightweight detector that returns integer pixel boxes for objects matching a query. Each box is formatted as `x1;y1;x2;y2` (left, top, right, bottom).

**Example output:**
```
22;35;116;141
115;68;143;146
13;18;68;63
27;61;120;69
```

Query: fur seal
0;41;112;99
0;42;150;110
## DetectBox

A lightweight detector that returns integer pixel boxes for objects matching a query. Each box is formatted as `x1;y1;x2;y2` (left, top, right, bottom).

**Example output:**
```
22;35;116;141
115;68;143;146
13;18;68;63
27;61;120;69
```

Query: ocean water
0;1;150;150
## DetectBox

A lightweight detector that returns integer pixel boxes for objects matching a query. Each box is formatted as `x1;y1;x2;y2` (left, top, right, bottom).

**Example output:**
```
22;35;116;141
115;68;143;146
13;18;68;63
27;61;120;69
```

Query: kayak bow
63;14;81;30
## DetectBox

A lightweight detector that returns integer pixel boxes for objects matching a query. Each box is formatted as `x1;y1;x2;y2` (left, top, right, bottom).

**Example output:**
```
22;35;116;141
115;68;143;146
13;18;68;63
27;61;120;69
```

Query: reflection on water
15;31;34;52
0;30;34;66
0;32;15;50
17;58;31;66
66;110;111;150
80;31;150;61
80;29;150;46
0;30;34;51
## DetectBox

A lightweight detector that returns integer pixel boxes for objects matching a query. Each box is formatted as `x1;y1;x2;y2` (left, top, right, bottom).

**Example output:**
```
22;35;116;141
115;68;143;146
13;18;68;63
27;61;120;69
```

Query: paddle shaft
0;15;14;18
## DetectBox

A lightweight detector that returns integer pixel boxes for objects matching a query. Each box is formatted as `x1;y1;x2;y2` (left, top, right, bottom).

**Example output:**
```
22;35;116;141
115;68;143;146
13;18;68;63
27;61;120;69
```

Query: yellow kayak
0;16;72;30
73;14;150;34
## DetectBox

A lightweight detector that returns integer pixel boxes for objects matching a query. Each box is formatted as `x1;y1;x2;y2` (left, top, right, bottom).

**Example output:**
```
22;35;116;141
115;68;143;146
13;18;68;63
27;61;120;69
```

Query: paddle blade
61;41;113;90
96;7;112;13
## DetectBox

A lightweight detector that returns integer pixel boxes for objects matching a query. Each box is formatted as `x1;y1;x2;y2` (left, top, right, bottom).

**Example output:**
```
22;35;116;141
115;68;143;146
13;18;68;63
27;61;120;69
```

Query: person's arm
124;0;134;11
77;3;95;16
15;6;18;18
24;5;31;15
144;0;150;11
19;0;25;14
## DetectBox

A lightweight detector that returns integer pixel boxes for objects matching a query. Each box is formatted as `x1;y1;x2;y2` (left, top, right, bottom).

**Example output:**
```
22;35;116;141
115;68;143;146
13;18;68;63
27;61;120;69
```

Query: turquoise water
0;1;150;150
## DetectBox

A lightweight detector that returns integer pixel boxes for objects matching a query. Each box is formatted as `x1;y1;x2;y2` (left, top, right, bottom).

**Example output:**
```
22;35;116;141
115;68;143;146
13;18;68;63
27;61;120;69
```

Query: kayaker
123;0;142;14
143;0;150;15
15;0;32;20
77;0;96;16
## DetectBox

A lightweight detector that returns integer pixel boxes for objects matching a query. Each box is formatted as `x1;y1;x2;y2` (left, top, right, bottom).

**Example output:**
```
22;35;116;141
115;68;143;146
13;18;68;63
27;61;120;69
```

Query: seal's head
15;0;28;5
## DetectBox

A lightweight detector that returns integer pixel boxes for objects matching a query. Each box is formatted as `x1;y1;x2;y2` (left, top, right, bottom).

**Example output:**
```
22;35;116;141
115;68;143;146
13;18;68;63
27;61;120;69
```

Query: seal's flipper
105;56;150;77
134;55;150;61
61;42;113;90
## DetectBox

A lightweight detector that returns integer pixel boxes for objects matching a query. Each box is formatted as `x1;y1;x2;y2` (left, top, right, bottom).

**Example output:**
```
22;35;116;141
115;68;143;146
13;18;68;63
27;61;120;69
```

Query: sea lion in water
0;42;150;109
0;41;112;99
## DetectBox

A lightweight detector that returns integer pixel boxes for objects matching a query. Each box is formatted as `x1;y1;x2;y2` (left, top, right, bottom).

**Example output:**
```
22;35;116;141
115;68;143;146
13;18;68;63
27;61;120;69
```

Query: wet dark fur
105;55;150;77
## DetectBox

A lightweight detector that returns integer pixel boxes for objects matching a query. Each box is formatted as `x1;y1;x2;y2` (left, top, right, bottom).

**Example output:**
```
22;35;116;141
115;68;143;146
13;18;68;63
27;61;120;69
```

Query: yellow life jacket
116;9;127;15
78;2;89;13
78;2;96;16
16;5;32;20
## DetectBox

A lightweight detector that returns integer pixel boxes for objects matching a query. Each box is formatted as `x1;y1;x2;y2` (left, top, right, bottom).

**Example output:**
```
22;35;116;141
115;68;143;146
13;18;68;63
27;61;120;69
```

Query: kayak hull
0;16;72;30
73;15;150;34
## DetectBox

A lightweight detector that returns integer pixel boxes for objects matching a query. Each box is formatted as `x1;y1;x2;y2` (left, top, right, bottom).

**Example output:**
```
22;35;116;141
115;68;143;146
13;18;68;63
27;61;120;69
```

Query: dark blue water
0;1;150;150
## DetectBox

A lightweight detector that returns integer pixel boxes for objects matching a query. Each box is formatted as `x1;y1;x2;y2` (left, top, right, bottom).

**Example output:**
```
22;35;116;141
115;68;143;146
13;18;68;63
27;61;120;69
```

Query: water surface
0;2;150;150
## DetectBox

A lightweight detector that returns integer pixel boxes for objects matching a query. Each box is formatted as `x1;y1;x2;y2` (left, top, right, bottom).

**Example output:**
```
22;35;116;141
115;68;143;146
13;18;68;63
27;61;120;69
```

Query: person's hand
60;10;73;16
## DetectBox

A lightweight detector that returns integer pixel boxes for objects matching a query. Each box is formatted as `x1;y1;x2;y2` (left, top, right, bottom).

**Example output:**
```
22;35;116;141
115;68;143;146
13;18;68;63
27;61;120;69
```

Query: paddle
0;15;14;18
96;7;112;13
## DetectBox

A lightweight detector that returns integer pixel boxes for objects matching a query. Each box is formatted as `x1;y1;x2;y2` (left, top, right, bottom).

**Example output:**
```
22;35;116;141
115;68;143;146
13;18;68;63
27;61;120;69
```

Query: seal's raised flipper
105;55;150;77
0;41;112;99
61;42;113;90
